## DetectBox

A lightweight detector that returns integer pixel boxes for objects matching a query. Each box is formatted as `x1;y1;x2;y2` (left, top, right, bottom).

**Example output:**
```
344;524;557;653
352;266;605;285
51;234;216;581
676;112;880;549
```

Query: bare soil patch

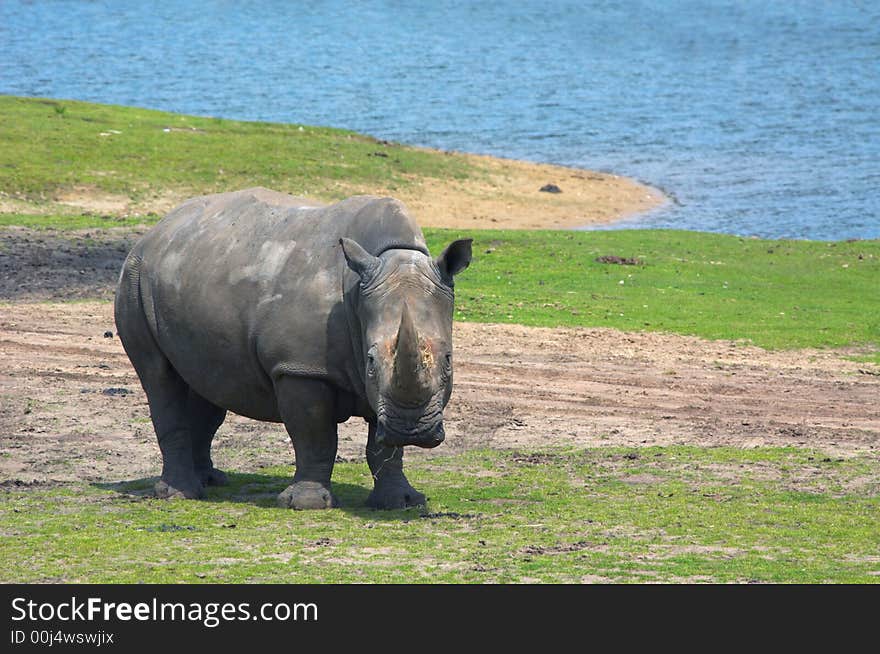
387;152;666;230
1;226;877;488
0;226;143;301
54;186;131;214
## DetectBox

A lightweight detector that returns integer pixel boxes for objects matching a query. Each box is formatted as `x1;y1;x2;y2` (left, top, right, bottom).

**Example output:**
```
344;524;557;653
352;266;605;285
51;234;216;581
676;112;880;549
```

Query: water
2;0;878;240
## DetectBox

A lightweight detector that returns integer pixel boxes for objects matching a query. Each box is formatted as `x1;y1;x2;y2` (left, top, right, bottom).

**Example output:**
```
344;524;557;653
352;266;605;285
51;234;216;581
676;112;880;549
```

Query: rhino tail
117;250;143;308
115;249;160;350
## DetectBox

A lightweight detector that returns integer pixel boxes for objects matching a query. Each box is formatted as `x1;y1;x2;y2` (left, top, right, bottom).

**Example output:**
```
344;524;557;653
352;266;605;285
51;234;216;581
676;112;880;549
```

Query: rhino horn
392;302;430;404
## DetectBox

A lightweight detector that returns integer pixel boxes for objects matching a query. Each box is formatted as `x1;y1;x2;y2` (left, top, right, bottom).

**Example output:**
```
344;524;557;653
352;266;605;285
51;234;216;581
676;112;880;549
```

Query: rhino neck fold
342;264;369;401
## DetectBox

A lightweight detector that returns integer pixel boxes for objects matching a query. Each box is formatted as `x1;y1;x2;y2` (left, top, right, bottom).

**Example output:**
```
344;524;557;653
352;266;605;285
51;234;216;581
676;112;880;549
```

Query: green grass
0;95;471;203
0;212;155;230
1;447;877;583
425;228;880;356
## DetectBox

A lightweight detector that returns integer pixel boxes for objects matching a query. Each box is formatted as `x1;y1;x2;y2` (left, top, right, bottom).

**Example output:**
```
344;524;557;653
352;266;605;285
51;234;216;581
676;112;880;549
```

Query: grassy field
0;447;876;583
0;94;470;203
426;228;880;356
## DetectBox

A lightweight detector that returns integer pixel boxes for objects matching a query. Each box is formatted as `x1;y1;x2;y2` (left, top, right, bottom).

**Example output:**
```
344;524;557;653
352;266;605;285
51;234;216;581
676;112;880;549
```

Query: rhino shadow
92;474;425;520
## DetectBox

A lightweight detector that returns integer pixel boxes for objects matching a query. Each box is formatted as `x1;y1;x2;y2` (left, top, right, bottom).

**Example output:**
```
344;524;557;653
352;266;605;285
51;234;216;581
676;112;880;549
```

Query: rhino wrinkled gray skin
114;188;472;509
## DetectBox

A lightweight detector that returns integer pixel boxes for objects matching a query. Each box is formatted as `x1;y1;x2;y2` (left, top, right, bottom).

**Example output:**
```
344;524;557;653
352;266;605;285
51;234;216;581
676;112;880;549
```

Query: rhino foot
155;478;204;500
197;467;229;487
366;480;426;510
277;481;337;510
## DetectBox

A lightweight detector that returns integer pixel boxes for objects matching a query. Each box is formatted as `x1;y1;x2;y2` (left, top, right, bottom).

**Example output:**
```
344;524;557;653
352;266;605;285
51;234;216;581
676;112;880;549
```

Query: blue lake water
1;0;878;240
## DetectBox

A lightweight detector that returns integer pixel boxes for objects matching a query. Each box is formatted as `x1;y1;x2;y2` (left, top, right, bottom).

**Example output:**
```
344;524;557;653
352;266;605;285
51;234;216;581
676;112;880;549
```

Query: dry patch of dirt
389;152;665;230
447;322;880;457
54;186;131;214
1;188;197;221
1;299;877;488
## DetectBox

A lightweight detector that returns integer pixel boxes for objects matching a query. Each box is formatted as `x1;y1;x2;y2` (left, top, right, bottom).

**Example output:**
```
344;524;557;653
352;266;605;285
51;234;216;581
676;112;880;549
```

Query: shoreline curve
380;149;668;231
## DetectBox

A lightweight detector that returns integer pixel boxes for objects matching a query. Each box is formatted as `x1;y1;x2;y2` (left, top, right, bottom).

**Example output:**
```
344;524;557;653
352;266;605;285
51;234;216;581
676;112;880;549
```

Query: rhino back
129;188;425;420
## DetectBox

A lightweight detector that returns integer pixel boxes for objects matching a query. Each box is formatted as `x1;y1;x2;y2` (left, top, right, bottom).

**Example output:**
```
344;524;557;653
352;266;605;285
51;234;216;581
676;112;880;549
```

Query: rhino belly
145;274;284;422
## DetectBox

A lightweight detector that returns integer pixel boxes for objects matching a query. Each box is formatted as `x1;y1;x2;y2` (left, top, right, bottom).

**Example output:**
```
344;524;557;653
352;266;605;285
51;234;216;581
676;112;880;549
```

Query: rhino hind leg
137;363;208;500
187;388;228;487
144;368;230;500
274;377;339;510
365;421;426;510
116;288;225;499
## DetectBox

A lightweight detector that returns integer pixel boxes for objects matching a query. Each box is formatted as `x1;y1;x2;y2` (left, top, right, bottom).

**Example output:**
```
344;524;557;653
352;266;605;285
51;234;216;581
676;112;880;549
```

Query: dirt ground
2;227;878;488
391;152;667;230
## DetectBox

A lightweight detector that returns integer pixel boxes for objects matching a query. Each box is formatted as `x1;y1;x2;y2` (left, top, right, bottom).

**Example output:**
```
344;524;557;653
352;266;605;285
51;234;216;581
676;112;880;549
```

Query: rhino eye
366;348;377;377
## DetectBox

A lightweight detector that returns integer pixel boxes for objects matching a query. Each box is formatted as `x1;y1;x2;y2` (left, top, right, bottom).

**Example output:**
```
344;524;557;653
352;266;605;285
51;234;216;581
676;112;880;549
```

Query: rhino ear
340;238;379;280
435;238;473;280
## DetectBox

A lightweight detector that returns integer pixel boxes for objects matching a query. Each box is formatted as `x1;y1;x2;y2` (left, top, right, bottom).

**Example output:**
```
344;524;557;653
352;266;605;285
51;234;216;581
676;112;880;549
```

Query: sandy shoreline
1;150;666;232
394;150;667;231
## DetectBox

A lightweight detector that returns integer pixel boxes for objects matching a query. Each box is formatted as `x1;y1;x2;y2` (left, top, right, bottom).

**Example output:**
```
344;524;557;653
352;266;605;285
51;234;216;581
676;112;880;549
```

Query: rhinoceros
114;188;471;509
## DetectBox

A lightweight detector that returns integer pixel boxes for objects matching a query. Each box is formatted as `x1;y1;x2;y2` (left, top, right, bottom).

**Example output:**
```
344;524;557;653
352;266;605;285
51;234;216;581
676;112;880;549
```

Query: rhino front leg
275;377;339;510
365;420;426;509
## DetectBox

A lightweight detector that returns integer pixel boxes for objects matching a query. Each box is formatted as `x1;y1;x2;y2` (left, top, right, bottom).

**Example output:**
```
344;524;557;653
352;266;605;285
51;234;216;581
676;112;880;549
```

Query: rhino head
340;237;472;448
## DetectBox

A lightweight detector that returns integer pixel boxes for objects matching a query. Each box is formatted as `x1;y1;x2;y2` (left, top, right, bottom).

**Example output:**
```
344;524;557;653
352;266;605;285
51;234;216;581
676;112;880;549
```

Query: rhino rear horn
340;238;379;280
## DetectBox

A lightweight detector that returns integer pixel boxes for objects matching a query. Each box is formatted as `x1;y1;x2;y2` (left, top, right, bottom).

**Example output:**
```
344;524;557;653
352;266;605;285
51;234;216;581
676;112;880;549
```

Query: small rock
539;183;562;193
102;387;130;396
596;255;643;266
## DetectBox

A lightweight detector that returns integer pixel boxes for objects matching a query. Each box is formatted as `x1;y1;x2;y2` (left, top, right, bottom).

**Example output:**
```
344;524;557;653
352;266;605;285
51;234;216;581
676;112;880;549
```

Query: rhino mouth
376;420;445;448
375;403;445;448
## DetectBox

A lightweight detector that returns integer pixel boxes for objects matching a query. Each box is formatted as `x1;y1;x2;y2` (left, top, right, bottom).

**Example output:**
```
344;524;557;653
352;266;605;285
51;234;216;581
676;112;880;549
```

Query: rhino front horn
392;302;430;406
